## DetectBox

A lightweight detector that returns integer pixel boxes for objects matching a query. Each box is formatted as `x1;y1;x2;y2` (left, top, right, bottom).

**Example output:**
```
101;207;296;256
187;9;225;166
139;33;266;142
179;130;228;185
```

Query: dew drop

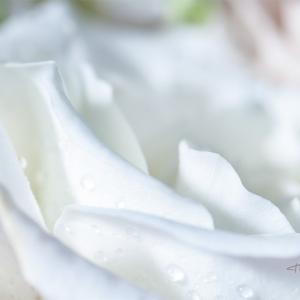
90;223;101;234
19;157;28;169
115;201;125;209
80;176;95;191
64;225;72;233
166;264;186;283
203;272;217;283
236;284;255;299
94;251;108;263
35;171;45;185
115;248;124;256
214;296;225;300
126;227;141;241
187;290;201;300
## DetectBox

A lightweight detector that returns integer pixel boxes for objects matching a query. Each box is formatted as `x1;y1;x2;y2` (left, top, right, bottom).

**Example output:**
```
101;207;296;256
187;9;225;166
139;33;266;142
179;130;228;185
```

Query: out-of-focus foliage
0;0;216;25
0;0;9;22
171;0;216;23
0;0;44;22
74;0;216;25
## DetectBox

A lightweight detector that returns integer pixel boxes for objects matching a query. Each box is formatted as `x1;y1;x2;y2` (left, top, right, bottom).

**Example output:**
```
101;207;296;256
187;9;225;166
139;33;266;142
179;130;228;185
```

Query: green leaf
170;0;216;24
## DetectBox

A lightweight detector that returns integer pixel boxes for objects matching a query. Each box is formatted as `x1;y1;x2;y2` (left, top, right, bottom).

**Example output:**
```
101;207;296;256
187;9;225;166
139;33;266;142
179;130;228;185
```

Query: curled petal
56;205;300;300
0;226;39;300
0;126;44;226
0;62;213;230
283;197;300;232
0;187;161;300
64;62;148;173
176;141;294;234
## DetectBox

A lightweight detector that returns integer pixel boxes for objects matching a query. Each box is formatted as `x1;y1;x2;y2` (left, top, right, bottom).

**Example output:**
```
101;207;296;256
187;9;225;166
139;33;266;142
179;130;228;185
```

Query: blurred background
0;0;216;24
3;0;300;83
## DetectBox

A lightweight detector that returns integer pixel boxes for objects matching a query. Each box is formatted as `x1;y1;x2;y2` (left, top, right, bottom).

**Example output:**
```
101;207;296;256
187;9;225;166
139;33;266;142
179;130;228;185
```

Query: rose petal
0;126;44;226
0;187;161;300
63;61;148;173
55;205;300;300
0;62;213;230
0;63;74;228
282;197;300;232
0;226;39;300
176;141;294;234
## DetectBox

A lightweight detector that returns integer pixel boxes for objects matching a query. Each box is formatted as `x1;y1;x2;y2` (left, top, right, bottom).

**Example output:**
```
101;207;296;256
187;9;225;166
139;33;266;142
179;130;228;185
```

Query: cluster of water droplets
166;264;186;283
187;290;201;300
19;157;28;170
80;175;96;191
236;284;256;299
60;191;259;300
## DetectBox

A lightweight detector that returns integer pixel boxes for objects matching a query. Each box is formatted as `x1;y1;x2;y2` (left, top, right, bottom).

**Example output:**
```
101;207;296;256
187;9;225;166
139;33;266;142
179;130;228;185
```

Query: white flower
0;2;300;300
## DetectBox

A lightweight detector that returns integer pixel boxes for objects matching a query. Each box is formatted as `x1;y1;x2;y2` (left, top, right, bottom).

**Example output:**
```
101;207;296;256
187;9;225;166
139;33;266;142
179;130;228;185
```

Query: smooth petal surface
0;227;39;300
0;126;44;226
0;134;41;300
0;62;213;229
176;141;294;234
0;188;161;300
0;63;74;228
282;197;300;232
63;61;148;173
56;205;300;300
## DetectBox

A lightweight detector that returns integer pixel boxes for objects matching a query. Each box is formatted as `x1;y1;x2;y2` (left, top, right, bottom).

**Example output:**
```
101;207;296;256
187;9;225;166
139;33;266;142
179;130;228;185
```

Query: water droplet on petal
64;225;72;233
203;272;217;283
90;223;101;234
35;171;45;185
94;251;108;263
236;284;255;299
187;290;201;300
126;227;141;241
166;264;186;283
115;201;125;208
214;296;225;300
115;248;124;256
80;175;95;191
19;157;28;169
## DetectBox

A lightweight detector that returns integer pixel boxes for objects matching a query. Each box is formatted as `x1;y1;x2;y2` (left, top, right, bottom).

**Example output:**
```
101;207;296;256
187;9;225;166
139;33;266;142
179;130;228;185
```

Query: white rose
0;2;300;300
